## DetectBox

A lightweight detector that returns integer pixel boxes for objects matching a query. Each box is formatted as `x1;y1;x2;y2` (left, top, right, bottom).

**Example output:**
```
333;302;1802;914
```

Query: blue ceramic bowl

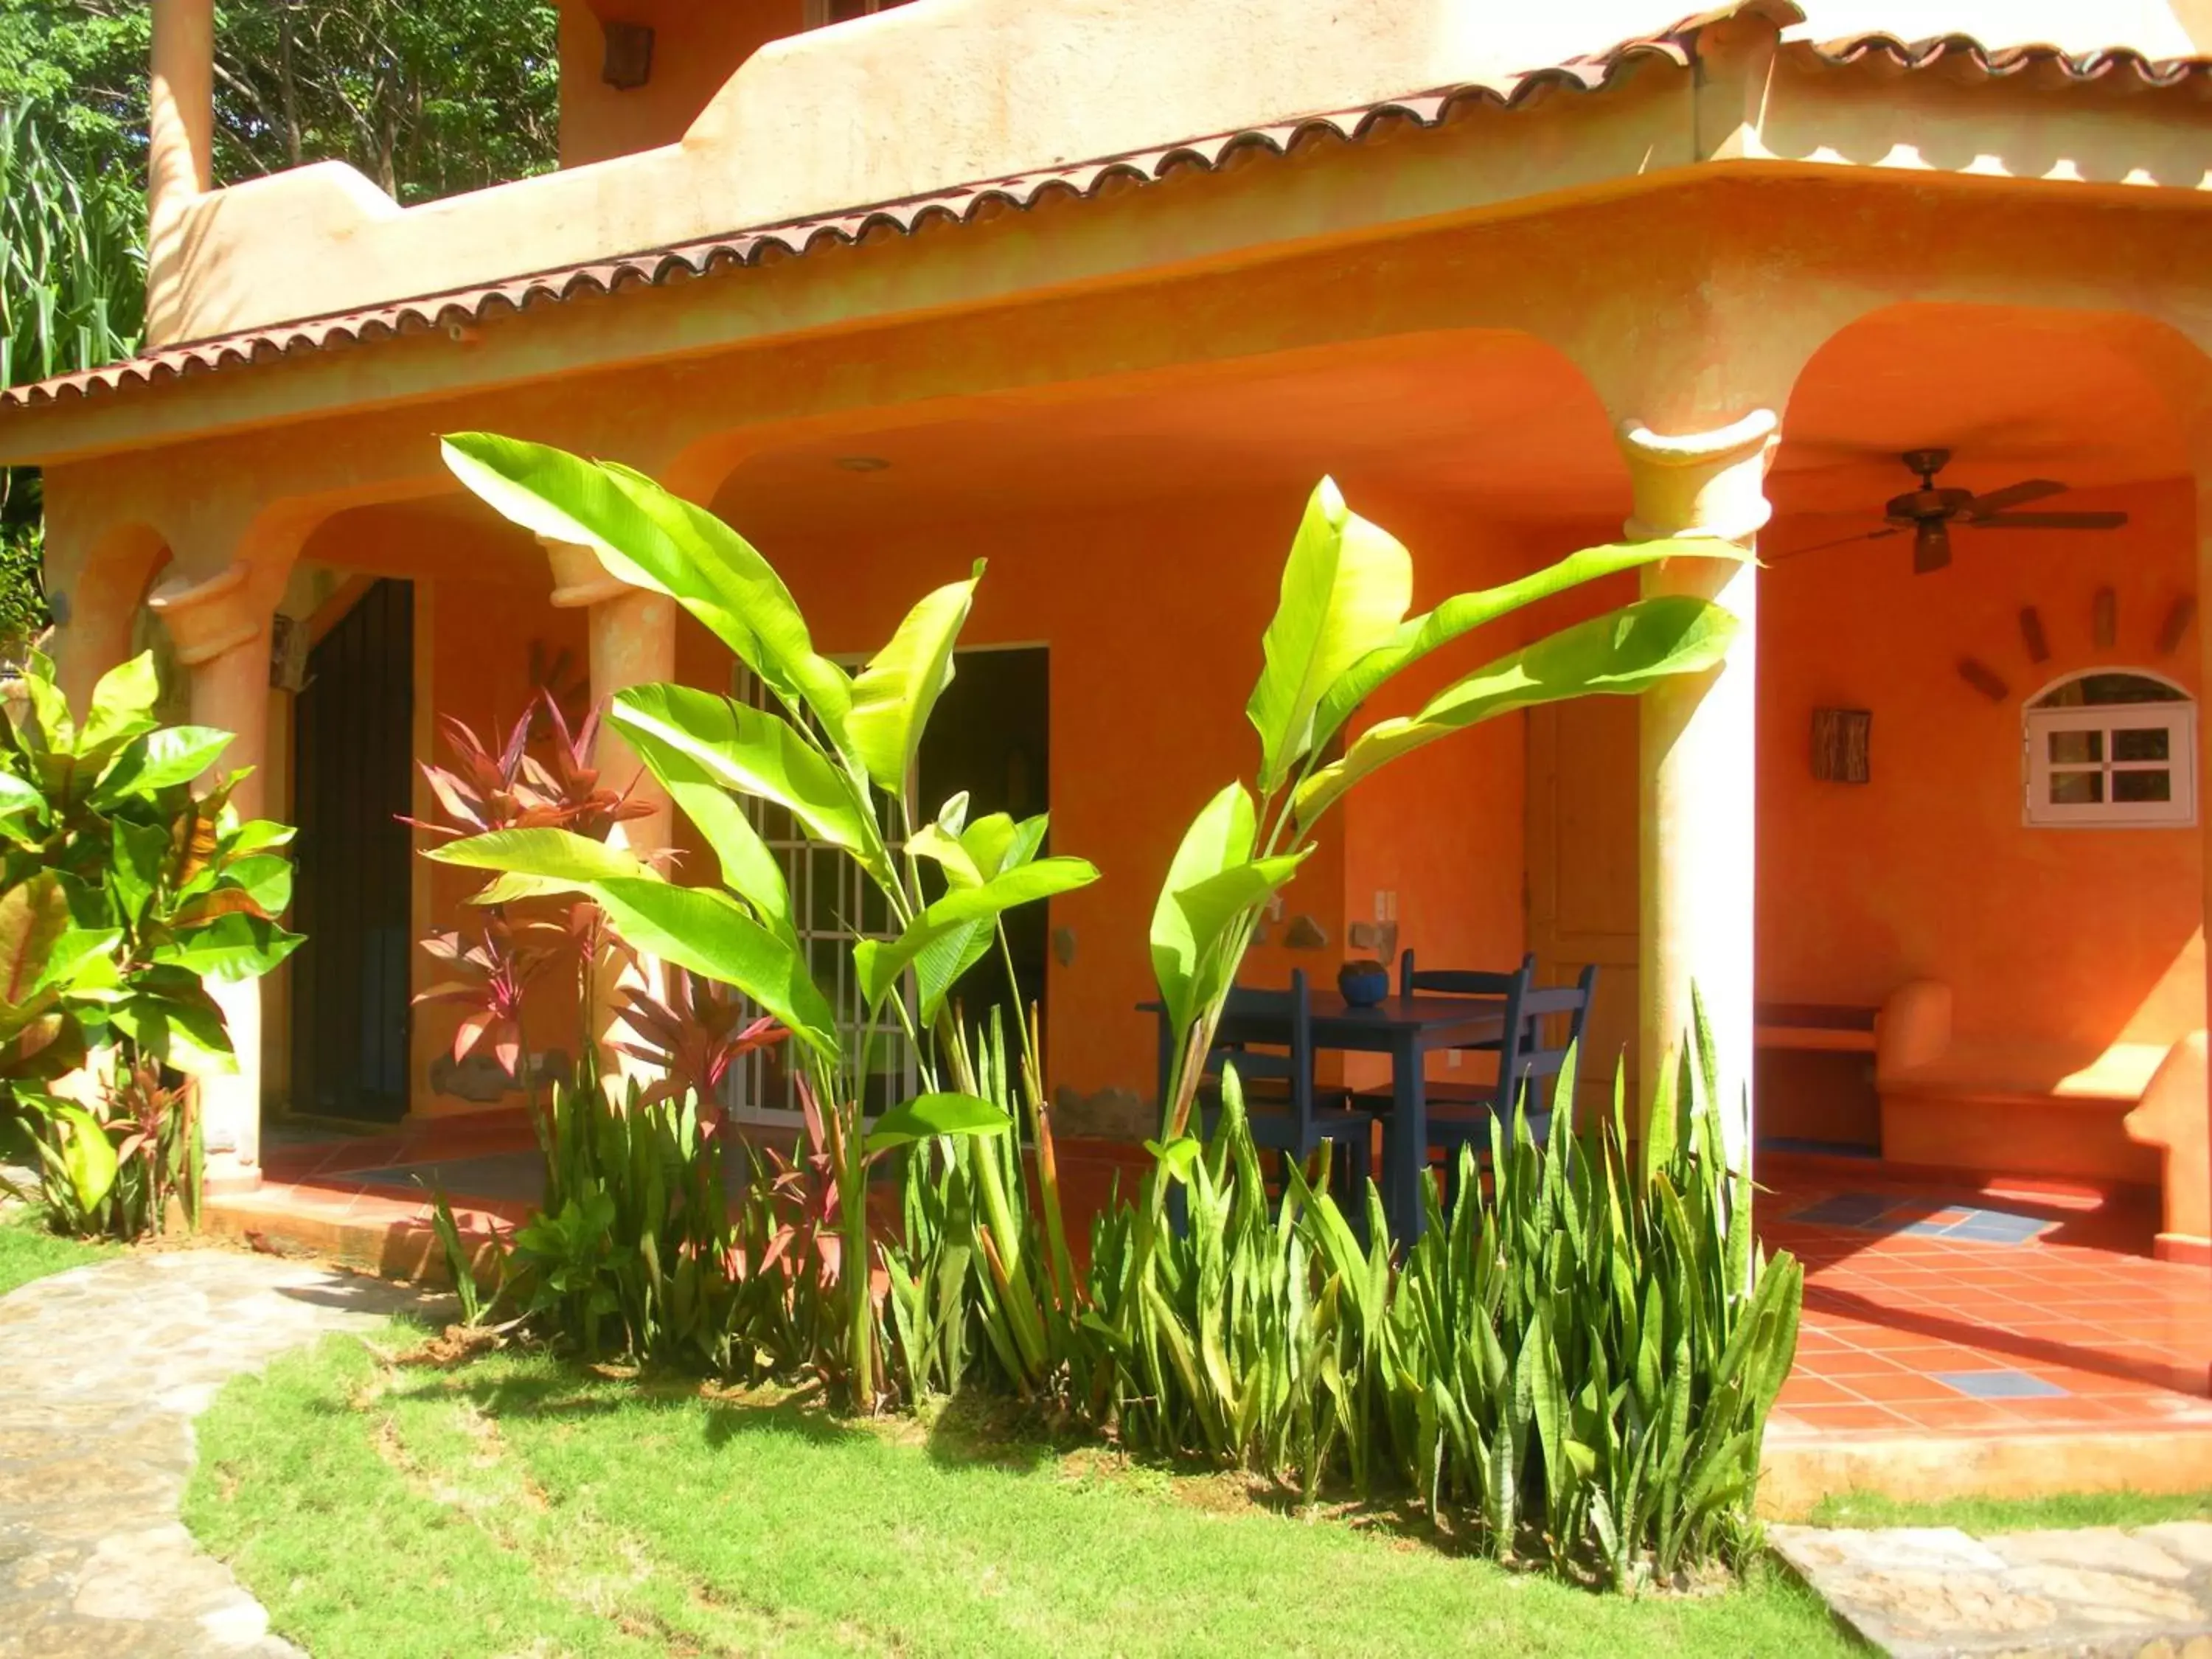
1338;960;1389;1008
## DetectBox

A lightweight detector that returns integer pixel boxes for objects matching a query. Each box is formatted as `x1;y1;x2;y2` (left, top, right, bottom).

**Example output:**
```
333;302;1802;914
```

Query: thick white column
1615;410;1774;1169
543;540;677;1082
149;561;271;1189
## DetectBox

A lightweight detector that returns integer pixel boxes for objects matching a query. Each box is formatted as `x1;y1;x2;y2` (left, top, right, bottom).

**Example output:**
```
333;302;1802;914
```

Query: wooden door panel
1527;700;1639;1119
291;579;414;1121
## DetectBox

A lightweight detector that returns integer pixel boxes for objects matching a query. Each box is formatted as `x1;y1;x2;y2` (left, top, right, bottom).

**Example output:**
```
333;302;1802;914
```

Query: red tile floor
229;1123;2212;1493
1760;1154;2212;1442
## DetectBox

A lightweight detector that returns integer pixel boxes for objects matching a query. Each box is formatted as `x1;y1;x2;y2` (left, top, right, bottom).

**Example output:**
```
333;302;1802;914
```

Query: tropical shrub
412;437;1797;1579
0;650;300;1237
882;1009;1085;1405
428;432;1100;1407
1081;1024;1799;1581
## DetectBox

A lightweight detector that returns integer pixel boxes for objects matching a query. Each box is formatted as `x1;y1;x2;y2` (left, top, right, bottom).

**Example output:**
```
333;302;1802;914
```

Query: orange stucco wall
558;0;805;169
1757;481;2203;1053
703;485;1354;1105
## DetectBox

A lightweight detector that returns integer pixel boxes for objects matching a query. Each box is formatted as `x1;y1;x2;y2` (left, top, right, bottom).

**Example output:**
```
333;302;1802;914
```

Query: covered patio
9;8;2211;1504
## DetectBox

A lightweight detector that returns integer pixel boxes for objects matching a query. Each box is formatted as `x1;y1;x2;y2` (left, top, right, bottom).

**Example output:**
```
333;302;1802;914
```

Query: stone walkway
0;1248;438;1658
1773;1522;2212;1657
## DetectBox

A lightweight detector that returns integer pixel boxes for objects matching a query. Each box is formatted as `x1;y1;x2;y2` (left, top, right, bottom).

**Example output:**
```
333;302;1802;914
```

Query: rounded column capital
1614;408;1778;545
147;561;261;665
540;536;635;609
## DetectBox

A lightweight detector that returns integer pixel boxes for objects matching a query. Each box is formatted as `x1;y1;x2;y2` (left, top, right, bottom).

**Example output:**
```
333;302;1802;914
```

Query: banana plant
1150;480;1747;1152
428;433;1101;1408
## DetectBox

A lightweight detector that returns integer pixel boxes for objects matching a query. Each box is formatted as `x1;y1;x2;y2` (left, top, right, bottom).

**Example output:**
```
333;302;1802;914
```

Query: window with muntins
2023;671;2196;828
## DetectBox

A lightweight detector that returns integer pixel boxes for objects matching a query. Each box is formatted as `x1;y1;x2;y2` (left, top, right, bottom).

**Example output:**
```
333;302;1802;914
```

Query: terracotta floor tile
1773;1402;1914;1434
1838;1368;1971;1405
1778;1375;1860;1408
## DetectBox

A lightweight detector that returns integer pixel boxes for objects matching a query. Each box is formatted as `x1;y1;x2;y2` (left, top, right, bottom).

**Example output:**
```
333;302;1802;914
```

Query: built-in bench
1756;1002;1881;1152
1873;980;2208;1263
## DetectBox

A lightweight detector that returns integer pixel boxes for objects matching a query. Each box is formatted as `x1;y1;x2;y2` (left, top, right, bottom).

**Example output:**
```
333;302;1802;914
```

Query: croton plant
0;650;300;1234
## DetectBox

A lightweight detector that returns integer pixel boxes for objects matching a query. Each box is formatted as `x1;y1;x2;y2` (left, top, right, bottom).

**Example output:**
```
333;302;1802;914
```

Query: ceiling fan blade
1964;511;2128;531
1766;526;1902;563
1966;479;2067;517
1913;520;1952;574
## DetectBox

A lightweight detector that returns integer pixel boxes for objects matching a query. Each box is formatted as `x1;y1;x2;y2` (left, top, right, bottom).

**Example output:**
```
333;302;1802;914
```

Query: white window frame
722;665;920;1129
2023;691;2197;830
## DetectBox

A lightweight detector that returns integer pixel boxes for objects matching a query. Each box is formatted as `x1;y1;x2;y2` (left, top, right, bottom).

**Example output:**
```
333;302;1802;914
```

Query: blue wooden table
1144;985;1587;1241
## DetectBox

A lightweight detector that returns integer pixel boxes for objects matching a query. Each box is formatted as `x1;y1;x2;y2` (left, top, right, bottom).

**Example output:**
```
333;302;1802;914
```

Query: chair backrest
1207;970;1315;1124
1398;950;1534;1116
1512;963;1601;1117
1397;948;1533;1001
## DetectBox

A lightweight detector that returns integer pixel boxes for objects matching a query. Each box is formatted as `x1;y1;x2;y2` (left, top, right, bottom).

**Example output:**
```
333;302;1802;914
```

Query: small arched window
2023;671;2195;827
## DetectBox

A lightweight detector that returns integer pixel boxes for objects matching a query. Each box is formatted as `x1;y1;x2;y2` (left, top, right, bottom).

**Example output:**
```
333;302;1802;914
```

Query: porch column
542;540;675;1081
147;560;273;1190
1615;409;1775;1169
45;534;159;710
540;539;674;854
147;0;215;347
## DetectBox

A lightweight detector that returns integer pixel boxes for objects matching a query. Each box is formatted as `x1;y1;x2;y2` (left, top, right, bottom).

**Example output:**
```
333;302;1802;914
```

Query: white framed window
2023;670;2196;829
722;667;920;1128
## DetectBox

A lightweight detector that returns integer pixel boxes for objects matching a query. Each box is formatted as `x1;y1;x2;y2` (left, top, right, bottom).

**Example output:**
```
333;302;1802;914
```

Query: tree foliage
0;0;560;644
0;0;560;205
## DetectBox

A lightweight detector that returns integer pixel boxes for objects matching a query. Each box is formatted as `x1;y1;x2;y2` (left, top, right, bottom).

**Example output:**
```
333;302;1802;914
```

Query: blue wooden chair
1356;951;1598;1204
1200;970;1372;1213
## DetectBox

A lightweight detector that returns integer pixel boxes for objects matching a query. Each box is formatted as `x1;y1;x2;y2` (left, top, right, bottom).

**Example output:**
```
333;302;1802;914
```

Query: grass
1809;1487;2212;1534
0;1203;116;1297
184;1325;1864;1659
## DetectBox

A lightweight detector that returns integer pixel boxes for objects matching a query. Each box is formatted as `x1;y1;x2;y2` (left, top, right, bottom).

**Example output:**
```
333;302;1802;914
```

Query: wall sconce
602;21;655;91
1811;708;1871;784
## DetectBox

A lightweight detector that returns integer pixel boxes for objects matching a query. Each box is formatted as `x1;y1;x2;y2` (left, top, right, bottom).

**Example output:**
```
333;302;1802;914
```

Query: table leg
1388;1033;1427;1243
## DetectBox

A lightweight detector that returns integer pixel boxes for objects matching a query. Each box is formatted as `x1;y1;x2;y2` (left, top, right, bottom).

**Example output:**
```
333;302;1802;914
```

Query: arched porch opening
1759;300;2208;1248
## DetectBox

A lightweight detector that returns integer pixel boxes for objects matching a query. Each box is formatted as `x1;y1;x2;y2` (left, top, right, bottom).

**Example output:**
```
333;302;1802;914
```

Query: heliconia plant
426;432;1101;1408
1147;480;1745;1147
0;650;299;1238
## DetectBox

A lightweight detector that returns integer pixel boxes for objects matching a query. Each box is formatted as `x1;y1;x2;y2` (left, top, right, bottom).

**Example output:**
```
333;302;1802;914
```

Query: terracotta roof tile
5;1;2206;414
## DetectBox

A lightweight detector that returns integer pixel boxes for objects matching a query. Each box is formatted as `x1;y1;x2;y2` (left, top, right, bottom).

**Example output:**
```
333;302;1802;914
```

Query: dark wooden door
291;579;414;1121
918;646;1050;1042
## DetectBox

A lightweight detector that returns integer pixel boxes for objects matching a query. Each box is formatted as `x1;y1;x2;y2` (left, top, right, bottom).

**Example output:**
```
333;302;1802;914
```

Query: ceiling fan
1777;448;2128;574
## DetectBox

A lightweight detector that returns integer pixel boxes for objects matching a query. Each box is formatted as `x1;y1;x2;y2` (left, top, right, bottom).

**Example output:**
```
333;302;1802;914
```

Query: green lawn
0;1206;116;1298
184;1327;1863;1659
1808;1487;2212;1534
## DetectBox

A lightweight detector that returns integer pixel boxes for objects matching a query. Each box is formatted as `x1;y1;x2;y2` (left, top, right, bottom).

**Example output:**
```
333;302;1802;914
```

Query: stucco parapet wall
7;0;2211;417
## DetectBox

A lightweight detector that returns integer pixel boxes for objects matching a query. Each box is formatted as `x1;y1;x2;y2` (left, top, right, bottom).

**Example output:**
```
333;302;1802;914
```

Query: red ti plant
406;692;657;1105
611;966;787;1109
414;915;552;1087
406;690;653;846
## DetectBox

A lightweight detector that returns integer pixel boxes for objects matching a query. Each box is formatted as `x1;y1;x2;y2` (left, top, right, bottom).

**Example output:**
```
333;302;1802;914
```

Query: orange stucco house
4;0;2210;1262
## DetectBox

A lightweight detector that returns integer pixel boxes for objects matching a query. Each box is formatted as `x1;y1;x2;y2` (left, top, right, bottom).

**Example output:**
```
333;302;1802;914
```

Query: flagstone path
1773;1522;2212;1657
0;1248;438;1658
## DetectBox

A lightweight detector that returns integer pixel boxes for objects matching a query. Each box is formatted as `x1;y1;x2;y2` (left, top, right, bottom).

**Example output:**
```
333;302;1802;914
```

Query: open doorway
289;579;414;1121
919;644;1052;1043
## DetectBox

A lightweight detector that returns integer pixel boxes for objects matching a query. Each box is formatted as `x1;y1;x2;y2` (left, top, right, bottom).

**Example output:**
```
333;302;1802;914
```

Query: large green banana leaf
1295;597;1738;827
